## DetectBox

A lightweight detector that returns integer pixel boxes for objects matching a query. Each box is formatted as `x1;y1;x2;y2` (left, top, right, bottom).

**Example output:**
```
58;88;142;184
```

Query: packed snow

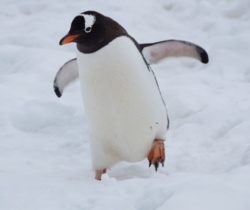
1;0;250;209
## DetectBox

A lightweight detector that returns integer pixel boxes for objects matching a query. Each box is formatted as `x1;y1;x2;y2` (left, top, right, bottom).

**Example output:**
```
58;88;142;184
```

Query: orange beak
59;34;80;45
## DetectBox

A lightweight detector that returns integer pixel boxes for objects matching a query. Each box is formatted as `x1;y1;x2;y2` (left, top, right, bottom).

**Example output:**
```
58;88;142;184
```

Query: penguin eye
85;27;92;33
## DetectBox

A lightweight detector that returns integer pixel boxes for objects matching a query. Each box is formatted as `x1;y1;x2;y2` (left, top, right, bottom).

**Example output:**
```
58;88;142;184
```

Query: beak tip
59;34;80;46
59;37;66;45
59;40;63;45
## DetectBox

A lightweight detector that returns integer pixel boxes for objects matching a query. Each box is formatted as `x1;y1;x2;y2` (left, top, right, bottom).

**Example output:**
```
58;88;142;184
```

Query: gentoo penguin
54;11;209;180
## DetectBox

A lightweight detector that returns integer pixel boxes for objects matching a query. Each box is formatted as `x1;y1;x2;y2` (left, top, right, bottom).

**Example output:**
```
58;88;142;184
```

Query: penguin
54;11;209;180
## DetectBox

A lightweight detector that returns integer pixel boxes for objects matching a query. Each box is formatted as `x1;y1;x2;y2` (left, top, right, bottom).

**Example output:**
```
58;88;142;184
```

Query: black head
59;11;128;53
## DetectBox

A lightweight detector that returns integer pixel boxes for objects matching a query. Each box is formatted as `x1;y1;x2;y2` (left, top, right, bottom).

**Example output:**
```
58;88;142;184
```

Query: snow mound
1;0;250;210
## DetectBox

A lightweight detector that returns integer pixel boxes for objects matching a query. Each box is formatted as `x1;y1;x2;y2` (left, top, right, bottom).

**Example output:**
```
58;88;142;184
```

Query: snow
1;0;250;209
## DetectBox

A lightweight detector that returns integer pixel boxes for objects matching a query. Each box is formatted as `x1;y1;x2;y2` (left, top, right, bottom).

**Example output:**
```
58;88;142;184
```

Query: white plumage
77;36;167;170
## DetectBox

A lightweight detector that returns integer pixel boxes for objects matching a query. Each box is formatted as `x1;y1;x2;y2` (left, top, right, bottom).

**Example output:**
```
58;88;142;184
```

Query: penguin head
59;11;127;53
59;11;104;45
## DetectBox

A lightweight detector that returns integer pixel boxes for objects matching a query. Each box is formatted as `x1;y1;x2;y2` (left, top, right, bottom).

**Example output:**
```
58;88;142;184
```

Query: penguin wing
53;58;78;97
140;40;209;64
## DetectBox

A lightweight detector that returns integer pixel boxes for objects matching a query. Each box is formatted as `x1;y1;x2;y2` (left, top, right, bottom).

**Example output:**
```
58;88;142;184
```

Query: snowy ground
1;0;250;209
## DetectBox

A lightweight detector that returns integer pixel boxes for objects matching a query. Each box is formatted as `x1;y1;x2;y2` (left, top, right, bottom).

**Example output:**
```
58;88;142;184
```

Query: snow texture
0;0;250;210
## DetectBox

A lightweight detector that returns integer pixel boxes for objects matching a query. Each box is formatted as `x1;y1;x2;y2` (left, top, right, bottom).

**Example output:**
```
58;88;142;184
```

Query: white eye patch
80;14;96;33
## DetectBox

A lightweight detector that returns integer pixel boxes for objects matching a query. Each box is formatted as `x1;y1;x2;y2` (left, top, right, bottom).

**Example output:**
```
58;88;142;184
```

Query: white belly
77;36;167;169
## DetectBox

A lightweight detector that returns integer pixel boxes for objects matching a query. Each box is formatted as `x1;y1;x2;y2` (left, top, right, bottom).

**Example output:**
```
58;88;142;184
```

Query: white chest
77;36;167;165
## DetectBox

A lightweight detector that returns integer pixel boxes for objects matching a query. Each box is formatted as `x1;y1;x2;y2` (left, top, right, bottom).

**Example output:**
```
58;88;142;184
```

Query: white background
1;0;250;209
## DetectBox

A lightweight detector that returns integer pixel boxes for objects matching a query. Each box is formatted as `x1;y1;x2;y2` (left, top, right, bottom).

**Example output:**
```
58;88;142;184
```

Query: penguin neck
77;34;140;54
76;35;121;54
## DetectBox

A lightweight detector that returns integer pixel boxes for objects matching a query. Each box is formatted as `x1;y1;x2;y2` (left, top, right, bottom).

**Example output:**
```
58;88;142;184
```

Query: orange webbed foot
147;139;165;171
95;168;107;181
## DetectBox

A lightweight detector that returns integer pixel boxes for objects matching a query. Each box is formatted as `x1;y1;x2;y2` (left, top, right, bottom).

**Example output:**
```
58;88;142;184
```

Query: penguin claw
147;139;165;171
154;162;159;171
161;160;164;167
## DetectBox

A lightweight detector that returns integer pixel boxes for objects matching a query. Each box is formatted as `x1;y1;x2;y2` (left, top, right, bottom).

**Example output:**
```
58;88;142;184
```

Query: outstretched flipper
140;40;209;64
53;58;78;97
